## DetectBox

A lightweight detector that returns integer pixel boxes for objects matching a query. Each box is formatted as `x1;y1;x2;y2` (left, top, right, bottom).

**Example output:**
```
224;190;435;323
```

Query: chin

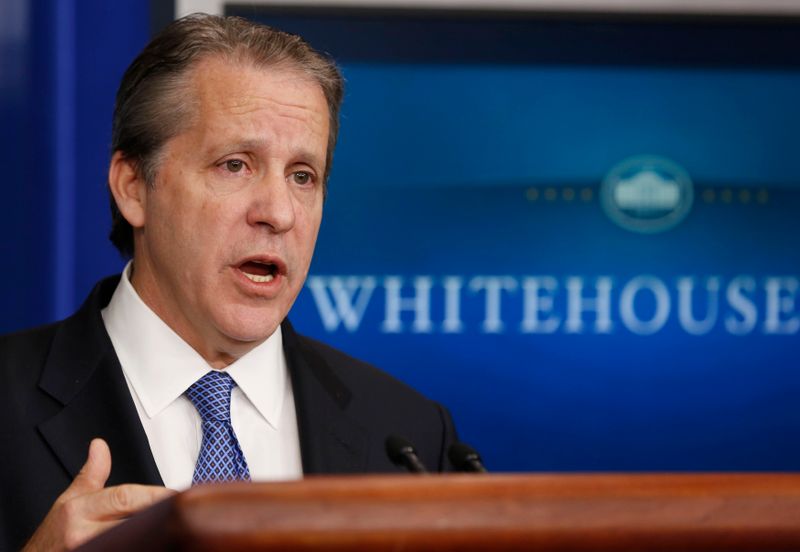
216;308;284;345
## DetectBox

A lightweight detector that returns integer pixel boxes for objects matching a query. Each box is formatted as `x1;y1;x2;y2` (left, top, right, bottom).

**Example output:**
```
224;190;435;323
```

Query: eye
292;171;313;185
225;159;245;173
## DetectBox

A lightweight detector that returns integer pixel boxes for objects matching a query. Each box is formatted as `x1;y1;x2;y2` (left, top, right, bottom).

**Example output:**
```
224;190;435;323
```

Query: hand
22;438;176;551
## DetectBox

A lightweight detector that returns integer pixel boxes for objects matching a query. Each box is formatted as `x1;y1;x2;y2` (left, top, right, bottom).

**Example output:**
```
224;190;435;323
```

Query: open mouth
238;260;279;283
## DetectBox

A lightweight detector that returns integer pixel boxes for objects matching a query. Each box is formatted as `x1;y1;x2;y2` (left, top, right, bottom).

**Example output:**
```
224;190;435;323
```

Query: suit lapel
37;277;163;486
36;278;365;481
282;321;368;474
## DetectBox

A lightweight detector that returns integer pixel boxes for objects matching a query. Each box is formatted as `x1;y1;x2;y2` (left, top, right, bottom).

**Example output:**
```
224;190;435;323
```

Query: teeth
242;272;274;283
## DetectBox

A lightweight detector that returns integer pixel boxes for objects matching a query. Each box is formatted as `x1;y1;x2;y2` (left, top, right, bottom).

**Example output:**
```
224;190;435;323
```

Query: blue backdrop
2;2;798;471
0;0;149;330
246;9;800;471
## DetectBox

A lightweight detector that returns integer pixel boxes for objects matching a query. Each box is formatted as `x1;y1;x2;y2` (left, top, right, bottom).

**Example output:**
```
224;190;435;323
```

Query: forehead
182;55;330;146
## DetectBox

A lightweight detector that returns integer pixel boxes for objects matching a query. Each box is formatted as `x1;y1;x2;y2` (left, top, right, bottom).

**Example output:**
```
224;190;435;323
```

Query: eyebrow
216;140;325;169
226;139;268;153
291;148;326;170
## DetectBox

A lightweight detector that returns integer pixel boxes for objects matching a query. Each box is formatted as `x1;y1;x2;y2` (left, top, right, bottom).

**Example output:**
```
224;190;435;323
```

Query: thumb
63;438;112;499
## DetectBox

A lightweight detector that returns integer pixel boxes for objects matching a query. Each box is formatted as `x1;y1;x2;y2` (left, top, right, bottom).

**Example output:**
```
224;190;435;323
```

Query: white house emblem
600;155;694;233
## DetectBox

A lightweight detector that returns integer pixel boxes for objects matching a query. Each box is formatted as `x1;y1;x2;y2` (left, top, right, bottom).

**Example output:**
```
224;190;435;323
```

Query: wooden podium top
79;473;800;551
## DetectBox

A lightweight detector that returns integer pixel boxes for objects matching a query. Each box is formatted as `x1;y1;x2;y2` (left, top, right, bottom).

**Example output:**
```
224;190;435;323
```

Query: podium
78;474;800;551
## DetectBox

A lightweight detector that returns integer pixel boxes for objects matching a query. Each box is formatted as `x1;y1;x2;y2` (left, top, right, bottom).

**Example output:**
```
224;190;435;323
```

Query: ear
108;151;147;228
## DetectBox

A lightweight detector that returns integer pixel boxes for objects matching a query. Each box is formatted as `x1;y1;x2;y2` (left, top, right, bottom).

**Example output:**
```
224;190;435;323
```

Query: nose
246;170;296;233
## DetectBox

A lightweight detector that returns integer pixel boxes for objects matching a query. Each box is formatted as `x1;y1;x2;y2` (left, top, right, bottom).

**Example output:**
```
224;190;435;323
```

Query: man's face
129;57;329;365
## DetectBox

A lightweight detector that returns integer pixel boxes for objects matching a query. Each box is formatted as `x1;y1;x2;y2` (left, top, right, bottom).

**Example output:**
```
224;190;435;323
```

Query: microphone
448;442;488;473
385;435;429;473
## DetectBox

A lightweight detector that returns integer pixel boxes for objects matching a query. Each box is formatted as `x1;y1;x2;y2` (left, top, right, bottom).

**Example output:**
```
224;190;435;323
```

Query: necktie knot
186;370;235;423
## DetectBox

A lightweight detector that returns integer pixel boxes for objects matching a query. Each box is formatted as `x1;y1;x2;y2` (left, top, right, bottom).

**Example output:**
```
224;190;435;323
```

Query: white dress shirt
101;262;302;490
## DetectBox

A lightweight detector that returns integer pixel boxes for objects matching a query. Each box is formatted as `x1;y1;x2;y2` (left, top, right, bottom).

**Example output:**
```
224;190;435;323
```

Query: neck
127;260;260;368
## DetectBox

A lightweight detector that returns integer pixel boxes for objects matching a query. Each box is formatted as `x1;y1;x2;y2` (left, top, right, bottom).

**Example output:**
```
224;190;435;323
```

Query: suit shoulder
287;330;458;472
0;322;59;372
0;322;61;419
295;334;435;405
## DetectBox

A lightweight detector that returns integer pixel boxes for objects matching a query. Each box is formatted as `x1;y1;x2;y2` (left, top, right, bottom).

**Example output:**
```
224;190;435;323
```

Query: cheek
150;193;218;264
299;205;323;251
198;199;229;230
190;202;236;264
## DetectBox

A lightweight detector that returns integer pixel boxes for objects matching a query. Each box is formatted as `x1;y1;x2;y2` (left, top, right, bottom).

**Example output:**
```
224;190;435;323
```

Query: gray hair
109;13;344;257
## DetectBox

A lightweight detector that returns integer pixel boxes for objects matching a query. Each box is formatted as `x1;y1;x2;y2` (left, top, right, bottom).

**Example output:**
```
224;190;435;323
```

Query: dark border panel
226;3;800;68
151;0;175;35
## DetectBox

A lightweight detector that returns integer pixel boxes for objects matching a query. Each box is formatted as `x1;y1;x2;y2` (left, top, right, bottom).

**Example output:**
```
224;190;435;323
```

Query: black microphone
448;442;488;473
385;435;429;473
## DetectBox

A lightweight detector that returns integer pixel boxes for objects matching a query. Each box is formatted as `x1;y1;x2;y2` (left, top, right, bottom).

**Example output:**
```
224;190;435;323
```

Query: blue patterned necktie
186;371;251;484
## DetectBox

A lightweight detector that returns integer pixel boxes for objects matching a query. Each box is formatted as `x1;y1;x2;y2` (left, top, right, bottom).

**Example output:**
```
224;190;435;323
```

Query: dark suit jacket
0;276;456;551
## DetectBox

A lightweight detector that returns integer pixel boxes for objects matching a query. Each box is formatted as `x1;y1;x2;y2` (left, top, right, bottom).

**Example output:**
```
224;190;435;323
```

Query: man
1;14;456;551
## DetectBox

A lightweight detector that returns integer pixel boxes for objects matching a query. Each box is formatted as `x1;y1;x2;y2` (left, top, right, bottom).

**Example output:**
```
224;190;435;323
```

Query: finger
84;484;176;520
60;518;126;550
61;438;112;500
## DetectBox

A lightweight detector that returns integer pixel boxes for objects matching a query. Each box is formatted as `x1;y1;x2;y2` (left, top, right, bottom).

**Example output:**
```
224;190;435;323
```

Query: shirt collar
101;261;287;429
